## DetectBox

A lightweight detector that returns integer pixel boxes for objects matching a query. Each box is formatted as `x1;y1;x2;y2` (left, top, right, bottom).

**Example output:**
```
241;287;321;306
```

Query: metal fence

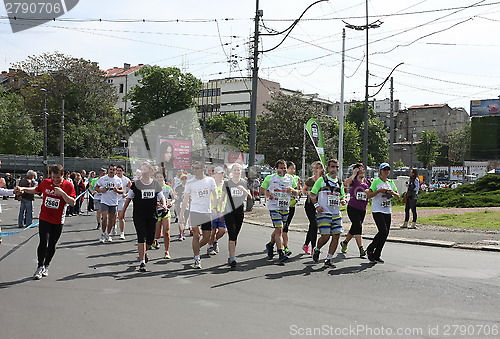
0;154;129;176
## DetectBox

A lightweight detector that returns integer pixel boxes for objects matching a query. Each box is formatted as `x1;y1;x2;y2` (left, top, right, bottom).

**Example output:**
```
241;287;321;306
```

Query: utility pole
363;0;369;168
344;1;382;168
389;77;394;176
248;0;262;177
61;99;65;169
40;88;48;174
339;28;346;180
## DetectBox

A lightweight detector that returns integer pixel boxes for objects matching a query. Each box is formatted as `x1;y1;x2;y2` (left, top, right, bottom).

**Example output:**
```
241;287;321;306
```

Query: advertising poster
158;138;192;170
470;99;500;117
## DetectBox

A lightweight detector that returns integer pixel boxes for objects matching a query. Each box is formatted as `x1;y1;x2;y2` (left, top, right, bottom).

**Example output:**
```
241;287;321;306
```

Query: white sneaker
207;247;216;255
213;241;219;253
42;266;49;277
33;266;44;280
106;235;113;242
192;259;202;269
100;234;106;243
119;233;125;240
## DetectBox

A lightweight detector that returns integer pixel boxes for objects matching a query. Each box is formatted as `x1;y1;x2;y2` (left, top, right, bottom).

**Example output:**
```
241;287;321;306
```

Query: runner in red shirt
16;164;76;280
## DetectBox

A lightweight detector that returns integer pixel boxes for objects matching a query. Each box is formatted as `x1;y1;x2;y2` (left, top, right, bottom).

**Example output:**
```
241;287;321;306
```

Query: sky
1;0;500;113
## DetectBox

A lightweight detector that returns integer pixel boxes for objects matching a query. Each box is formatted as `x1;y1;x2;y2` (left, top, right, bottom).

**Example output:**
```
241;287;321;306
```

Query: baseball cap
213;166;224;174
379;163;391;170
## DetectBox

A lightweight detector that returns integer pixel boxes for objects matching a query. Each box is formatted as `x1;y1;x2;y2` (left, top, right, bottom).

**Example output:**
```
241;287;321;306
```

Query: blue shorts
317;213;343;235
211;216;226;229
269;210;289;228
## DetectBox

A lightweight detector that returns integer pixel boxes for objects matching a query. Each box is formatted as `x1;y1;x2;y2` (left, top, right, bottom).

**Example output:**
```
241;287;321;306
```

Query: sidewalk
245;200;500;252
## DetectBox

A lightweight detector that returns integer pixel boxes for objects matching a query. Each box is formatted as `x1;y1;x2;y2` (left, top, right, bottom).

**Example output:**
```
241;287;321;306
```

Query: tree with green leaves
346;102;388;166
126;66;202;131
0;87;42;155
446;123;471;164
13;52;123;158
416;130;441;168
257;91;358;170
205;113;250;153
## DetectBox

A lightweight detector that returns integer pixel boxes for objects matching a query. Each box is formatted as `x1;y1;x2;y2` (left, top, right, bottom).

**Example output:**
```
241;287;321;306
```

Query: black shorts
190;212;212;231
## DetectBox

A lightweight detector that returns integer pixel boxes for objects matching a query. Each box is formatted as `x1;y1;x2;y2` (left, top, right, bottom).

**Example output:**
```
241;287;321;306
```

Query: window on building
119;84;124;93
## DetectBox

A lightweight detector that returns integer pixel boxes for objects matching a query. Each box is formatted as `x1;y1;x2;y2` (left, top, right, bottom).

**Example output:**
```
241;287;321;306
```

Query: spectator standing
401;168;420;229
18;170;37;228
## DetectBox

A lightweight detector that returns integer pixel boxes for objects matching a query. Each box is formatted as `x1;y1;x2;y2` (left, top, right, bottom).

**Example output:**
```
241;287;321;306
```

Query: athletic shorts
117;199;125;211
100;203;117;216
190;212;212;231
157;209;171;222
211;215;226;229
269;209;289;228
94;200;101;211
317;213;343;235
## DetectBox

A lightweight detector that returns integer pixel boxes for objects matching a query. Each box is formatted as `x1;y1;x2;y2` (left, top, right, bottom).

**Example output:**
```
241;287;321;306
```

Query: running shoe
106;235;113;243
119;233;125;240
359;247;367;258
41;266;49;277
265;242;274;260
278;253;289;264
151;240;159;250
324;259;336;268
230;259;237;269
284;247;292;256
312;248;321;263
375;257;385;264
213;241;219;253
189;229;194;237
33;266;44;280
192;259;202;269
207;247;216;255
163;251;171;259
179;234;185;241
139;263;147;272
99;233;106;243
367;252;377;264
302;245;311;255
340;240;348;254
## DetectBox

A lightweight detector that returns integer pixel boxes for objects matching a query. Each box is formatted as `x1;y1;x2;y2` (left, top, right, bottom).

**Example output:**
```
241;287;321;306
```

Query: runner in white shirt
260;159;300;264
95;164;123;243
310;159;347;267
180;161;218;269
115;165;131;240
366;162;400;263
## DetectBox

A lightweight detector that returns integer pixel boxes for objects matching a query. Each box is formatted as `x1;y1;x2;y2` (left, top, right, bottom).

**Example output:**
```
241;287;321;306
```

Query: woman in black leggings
219;163;252;268
301;161;324;255
120;162;166;272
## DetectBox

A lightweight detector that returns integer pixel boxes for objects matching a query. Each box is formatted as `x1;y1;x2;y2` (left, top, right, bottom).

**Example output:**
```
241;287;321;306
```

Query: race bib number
141;189;155;199
44;196;60;209
278;198;289;208
197;188;209;198
105;182;115;191
382;199;391;208
230;187;244;197
356;191;367;201
327;194;340;207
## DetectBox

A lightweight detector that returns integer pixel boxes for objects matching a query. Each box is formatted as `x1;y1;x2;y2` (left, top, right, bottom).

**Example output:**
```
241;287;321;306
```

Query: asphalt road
1;203;499;338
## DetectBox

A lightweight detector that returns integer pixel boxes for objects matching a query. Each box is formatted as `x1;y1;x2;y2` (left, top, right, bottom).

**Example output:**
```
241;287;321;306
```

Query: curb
244;218;500;252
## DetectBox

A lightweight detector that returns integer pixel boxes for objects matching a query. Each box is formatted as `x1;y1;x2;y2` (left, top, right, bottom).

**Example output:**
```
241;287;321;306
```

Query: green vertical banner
305;118;326;167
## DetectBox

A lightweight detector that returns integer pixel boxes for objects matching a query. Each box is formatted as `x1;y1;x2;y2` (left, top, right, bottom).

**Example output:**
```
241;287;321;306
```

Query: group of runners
13;156;400;279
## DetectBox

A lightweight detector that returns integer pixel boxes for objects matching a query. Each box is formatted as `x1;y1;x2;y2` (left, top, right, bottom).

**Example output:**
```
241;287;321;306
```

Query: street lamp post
40;88;48;172
344;1;382;167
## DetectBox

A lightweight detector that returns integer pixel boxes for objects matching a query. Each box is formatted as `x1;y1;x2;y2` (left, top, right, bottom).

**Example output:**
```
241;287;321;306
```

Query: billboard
158;138;192;170
470;99;500;117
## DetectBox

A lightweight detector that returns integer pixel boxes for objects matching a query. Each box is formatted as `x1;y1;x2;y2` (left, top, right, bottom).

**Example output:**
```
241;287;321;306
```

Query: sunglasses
330;165;340;168
382;168;391;171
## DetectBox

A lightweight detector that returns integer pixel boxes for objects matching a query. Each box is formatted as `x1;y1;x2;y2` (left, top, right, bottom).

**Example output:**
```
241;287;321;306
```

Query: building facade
104;63;145;116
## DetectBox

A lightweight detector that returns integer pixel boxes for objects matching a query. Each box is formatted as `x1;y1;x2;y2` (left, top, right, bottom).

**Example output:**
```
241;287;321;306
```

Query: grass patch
418;210;500;230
